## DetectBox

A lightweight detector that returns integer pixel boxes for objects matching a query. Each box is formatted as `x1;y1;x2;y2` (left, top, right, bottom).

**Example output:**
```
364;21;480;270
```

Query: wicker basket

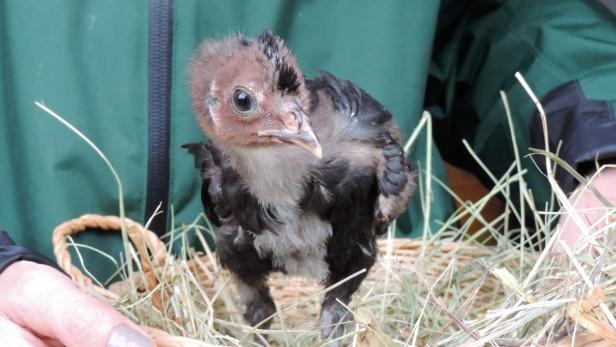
52;214;610;347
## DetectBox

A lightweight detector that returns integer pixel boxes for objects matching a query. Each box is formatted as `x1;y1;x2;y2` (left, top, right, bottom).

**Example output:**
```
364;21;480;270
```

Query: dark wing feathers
317;160;378;225
314;71;362;117
182;143;225;226
313;71;392;126
309;71;412;202
379;139;411;197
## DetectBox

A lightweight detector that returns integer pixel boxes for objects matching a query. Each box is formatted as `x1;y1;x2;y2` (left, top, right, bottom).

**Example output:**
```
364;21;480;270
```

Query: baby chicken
185;31;414;345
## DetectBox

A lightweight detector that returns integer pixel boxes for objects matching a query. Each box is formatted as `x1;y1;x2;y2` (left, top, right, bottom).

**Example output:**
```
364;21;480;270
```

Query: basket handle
52;214;168;302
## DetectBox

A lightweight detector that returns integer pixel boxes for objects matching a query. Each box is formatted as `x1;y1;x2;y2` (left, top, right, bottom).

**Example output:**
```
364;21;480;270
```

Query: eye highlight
232;89;254;113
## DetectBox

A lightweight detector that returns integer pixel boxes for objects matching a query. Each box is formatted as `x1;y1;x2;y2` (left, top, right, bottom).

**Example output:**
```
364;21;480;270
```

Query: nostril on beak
294;112;303;129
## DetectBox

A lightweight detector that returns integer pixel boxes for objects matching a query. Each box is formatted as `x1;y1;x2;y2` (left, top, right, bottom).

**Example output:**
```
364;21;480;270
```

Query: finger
558;198;607;249
558;221;584;248
558;168;616;249
0;312;49;347
0;261;154;347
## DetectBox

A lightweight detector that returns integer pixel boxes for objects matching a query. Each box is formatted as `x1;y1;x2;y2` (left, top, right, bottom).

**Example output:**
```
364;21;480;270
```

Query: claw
320;300;351;346
244;298;276;328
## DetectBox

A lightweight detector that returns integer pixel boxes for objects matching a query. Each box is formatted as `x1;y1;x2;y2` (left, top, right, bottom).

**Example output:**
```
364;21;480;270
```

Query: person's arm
529;81;616;194
0;230;62;274
528;81;616;248
558;166;616;248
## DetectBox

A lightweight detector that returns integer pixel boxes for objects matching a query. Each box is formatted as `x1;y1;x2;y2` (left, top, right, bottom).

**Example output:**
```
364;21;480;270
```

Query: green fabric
428;0;616;210
0;0;448;281
0;1;150;279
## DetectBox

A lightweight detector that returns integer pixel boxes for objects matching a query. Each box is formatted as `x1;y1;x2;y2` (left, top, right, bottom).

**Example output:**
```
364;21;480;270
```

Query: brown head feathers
188;31;312;148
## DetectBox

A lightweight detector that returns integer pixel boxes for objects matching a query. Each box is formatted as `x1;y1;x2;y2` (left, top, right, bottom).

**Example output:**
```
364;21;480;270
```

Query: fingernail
108;324;154;347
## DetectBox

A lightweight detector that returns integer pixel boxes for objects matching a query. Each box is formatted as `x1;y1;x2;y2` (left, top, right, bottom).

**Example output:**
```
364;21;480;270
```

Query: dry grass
40;72;616;346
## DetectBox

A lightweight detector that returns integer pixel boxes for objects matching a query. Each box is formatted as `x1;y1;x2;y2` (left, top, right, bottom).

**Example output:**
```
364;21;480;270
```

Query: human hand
558;166;616;249
0;261;154;347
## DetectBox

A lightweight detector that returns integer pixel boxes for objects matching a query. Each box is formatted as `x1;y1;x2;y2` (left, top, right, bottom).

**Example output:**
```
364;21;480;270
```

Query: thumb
0;261;154;347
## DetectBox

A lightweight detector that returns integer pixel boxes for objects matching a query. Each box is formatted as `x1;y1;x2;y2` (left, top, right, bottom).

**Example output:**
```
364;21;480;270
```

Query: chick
184;31;414;345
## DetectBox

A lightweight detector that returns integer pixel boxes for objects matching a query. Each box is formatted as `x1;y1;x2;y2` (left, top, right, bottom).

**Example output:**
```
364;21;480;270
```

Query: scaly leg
320;239;377;346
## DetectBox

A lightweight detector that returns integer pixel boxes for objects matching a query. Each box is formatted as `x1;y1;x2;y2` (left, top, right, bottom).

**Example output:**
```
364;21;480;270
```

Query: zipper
145;0;173;235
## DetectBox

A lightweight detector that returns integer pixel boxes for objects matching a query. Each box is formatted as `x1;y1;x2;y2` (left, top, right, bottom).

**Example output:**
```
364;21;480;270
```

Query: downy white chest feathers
226;145;332;280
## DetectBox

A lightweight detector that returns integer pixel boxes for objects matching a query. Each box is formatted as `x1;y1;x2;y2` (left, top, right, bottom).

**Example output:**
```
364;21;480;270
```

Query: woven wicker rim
53;214;168;299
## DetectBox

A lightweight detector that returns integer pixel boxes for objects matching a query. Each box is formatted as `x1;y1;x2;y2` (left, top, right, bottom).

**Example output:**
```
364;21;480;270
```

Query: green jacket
1;0;615;281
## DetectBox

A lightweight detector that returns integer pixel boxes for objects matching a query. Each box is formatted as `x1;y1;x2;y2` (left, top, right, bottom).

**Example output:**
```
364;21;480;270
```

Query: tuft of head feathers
256;30;301;94
257;30;281;61
277;62;301;94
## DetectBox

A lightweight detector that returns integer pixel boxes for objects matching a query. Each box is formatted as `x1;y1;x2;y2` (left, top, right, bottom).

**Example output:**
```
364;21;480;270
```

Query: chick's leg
215;225;275;328
320;240;377;345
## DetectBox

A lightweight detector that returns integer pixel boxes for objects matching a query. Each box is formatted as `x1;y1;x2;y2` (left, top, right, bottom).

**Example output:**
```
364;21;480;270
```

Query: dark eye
232;89;253;113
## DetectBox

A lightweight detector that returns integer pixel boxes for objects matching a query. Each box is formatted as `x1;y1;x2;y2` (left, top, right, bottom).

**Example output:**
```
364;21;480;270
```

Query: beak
257;105;322;159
